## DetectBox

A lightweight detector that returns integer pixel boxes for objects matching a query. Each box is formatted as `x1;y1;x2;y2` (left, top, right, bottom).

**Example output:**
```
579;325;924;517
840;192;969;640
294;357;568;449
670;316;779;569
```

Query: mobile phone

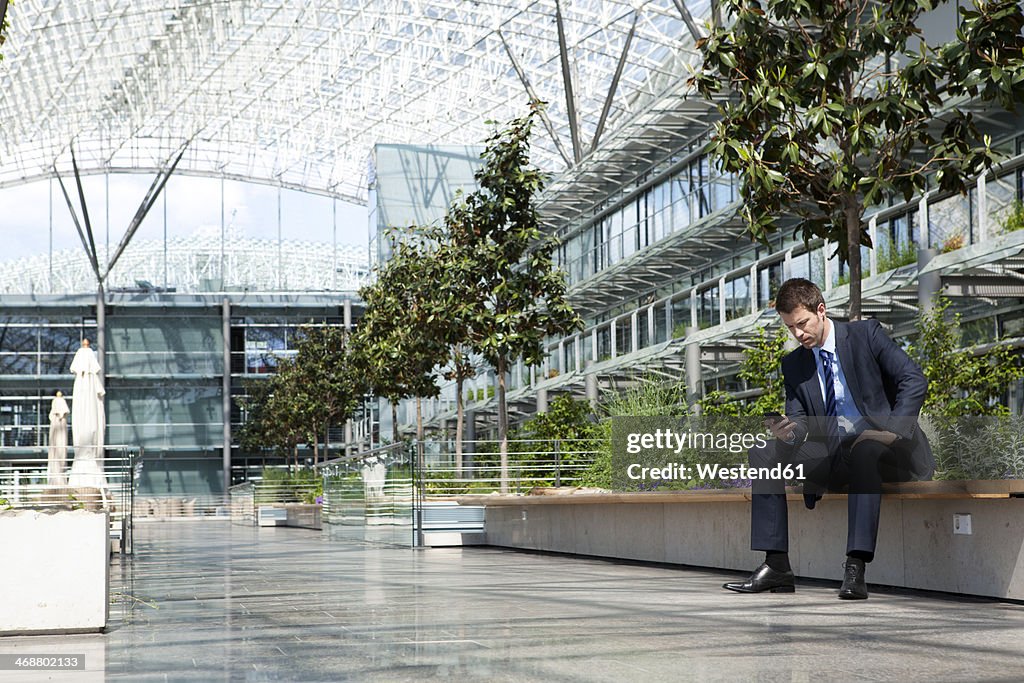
764;411;784;425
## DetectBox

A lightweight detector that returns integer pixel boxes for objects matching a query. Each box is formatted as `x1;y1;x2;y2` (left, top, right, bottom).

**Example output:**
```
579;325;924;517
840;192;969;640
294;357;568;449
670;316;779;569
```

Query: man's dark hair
774;278;825;314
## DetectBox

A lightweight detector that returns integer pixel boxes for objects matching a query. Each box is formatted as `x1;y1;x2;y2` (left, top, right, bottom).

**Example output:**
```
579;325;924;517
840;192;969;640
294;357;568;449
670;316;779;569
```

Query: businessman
723;278;933;599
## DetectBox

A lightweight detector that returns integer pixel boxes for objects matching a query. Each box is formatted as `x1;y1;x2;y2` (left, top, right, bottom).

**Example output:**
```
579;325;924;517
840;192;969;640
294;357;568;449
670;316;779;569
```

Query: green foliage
0;1;10;62
433;103;583;488
290;326;363;464
698;326;788;417
926;416;1024;479
524;394;601;443
238;326;361;466
579;378;689;489
237;363;309;466
671;319;712;338
471;386;495;402
352;237;448;445
909;298;1024;420
258;467;322;504
353;238;445;407
470;395;603;488
448;103;583;371
1001;200;1024;232
738;325;789;415
692;0;1024;318
908;296;1024;478
876;236;919;272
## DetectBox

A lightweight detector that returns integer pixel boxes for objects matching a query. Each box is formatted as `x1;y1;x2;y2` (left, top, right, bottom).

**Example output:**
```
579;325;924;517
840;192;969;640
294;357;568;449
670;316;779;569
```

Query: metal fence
317;439;600;546
133;494;228;518
416;439;599;496
321;442;412;530
228;471;322;526
0;445;143;554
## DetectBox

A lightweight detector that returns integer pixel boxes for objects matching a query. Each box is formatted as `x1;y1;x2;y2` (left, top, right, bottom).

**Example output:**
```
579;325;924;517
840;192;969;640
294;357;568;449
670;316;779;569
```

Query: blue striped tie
820;349;840;446
820;349;837;417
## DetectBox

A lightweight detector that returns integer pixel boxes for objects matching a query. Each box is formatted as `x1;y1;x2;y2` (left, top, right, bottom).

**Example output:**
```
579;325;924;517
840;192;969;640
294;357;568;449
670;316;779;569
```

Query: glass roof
0;0;708;204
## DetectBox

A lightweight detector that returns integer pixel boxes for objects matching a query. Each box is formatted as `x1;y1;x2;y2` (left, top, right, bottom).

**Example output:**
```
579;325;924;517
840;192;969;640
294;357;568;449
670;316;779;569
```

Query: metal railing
133;494;228;519
320;442;412;529
317;439;600;546
228;471;322;526
0;445;143;554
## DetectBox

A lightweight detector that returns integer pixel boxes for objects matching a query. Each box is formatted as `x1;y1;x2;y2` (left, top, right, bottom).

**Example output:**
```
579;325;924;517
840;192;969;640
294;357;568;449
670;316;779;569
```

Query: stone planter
285;503;322;529
0;509;109;635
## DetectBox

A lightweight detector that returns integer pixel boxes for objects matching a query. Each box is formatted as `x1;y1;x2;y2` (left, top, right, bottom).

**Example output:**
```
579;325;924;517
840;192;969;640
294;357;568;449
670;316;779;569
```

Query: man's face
778;303;829;349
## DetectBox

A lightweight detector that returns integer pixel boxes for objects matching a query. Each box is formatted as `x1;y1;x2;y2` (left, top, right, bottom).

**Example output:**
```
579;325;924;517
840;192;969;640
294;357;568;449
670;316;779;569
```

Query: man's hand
765;415;797;443
852;429;899;448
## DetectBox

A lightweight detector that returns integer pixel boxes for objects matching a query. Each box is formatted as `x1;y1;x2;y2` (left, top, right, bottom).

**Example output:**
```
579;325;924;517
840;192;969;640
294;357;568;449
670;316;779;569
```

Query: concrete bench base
471;493;1024;600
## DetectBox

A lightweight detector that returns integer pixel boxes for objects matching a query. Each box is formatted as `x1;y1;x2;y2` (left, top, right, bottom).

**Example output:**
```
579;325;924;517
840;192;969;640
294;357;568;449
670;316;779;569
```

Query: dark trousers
748;438;912;560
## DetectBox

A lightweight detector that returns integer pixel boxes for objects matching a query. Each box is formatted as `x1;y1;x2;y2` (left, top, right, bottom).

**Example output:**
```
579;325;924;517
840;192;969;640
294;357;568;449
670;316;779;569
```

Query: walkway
3;521;1024;681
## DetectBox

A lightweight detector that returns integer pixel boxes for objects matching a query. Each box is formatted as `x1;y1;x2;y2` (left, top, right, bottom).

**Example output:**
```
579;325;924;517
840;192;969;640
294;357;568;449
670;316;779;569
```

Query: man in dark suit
723;278;933;599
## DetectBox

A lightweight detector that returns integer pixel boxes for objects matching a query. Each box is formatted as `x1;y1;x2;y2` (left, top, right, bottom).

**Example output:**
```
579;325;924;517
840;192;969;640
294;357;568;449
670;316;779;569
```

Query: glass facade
369;144;483;265
0;294;363;497
557;152;738;288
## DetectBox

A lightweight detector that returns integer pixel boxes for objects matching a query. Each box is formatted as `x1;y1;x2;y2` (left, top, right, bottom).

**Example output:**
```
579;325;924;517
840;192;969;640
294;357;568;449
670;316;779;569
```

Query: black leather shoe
723;563;795;593
838;561;868;600
804;493;823;510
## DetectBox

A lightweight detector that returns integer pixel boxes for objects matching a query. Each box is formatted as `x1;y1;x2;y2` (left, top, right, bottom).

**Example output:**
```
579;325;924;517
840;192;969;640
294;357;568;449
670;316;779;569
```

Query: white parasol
68;339;109;491
47;391;70;485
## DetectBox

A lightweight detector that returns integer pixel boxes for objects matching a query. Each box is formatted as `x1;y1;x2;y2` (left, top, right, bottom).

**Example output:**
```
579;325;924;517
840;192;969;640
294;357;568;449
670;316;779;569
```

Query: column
918;247;941;314
685;326;701;407
585;364;599;410
222;298;232;500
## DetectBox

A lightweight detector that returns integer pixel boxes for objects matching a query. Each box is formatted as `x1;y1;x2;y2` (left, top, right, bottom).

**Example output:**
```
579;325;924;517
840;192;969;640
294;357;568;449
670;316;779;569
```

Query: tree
692;0;1024;320
288;325;362;466
447;104;583;493
238;326;361;469
237;359;311;471
424;199;480;478
352;236;446;451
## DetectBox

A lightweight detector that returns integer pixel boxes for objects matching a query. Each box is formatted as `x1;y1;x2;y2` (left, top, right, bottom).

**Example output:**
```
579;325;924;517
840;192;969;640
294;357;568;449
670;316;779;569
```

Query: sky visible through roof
2;174;368;264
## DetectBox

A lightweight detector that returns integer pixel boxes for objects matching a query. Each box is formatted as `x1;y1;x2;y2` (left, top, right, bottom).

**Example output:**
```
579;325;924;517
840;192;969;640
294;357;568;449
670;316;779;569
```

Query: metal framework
0;234;370;295
0;0;710;204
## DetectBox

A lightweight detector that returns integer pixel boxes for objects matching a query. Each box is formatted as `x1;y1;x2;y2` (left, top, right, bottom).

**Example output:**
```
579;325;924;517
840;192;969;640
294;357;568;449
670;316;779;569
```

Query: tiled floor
4;520;1024;681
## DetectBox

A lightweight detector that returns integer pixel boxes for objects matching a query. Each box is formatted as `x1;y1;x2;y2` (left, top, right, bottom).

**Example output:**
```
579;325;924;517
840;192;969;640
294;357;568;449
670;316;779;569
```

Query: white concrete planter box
0;510;109;635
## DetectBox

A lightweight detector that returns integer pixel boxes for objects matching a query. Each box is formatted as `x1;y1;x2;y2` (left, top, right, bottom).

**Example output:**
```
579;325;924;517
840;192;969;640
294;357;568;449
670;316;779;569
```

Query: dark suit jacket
780;319;934;480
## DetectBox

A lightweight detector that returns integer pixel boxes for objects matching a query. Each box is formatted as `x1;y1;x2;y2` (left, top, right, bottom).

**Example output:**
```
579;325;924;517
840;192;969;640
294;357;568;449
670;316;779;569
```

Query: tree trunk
497;355;509;494
455;373;465;479
846;200;862;321
323;423;329;467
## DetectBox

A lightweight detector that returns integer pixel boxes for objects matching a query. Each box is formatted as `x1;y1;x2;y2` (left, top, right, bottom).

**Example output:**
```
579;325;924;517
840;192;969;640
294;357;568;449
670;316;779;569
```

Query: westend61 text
625;429;769;454
626;462;806;482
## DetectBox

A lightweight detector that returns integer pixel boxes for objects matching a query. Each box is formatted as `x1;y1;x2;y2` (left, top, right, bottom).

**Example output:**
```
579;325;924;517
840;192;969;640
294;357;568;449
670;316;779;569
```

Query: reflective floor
4;521;1024;681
